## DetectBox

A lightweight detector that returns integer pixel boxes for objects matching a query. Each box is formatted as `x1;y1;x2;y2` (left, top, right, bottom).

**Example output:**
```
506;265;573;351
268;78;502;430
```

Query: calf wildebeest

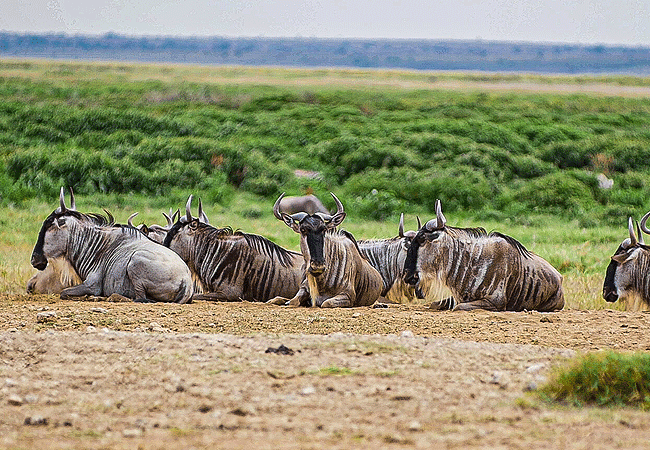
268;192;383;308
403;200;564;312
26;256;82;294
357;214;423;303
163;195;304;302
31;187;193;303
129;209;181;244
278;194;329;215
603;212;650;311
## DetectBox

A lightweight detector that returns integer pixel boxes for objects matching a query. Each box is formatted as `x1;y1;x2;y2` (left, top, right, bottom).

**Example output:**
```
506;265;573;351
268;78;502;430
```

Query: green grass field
0;58;647;310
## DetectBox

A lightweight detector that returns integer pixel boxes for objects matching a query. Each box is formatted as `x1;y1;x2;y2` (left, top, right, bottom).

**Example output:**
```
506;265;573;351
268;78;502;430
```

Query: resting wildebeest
603;212;650;311
129;209;182;244
268;192;383;308
163;195;304;302
278;194;329;215
403;200;564;312
26;256;82;294
357;214;423;303
31;187;193;303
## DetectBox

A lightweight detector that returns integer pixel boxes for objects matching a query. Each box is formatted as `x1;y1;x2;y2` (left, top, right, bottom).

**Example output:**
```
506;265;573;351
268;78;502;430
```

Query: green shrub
347;189;406;221
512;172;596;215
539;351;650;409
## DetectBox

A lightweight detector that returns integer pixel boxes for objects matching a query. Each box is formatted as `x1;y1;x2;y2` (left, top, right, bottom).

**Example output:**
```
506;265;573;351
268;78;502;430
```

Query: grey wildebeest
26;256;82;294
278;194;329;215
402;200;564;312
268;192;383;308
162;195;304;302
31;188;193;303
129;209;182;244
603;212;650;311
357;214;424;303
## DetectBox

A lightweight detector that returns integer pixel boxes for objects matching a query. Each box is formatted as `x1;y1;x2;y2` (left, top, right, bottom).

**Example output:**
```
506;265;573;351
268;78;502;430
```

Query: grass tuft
539;351;650;409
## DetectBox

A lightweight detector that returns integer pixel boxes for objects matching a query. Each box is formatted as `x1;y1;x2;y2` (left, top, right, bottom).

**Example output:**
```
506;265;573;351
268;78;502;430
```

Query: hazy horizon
2;0;649;47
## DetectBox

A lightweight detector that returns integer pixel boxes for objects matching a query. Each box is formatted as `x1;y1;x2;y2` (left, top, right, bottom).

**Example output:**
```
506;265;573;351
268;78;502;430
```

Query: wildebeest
603;212;650;311
357;214;423;303
163;195;304;302
26;256;82;294
268;192;383;308
130;209;181;244
403;200;564;312
31;187;194;303
278;194;329;215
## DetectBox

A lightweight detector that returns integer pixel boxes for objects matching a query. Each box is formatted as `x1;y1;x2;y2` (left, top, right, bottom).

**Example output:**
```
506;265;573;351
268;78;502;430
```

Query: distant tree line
1;32;650;74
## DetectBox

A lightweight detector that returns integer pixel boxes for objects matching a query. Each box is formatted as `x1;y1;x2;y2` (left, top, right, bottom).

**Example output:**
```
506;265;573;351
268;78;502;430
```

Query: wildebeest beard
603;255;620;302
305;228;326;275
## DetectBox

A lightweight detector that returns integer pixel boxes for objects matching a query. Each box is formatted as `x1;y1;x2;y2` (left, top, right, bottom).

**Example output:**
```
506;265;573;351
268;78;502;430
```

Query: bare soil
2;294;650;449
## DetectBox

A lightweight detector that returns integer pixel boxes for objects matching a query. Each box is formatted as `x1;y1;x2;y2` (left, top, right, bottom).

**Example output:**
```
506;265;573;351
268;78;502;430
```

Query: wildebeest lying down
31;188;194;303
278;194;329;215
163;195;304;302
603;213;650;311
357;214;423;303
26;256;82;294
268;192;383;308
403;200;564;312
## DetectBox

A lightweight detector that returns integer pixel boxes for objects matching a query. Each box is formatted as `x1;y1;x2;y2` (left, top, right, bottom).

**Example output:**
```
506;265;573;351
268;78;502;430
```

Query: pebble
525;363;546;374
24;415;48;426
90;307;108;314
36;311;57;322
400;330;415;339
8;394;23;406
408;420;423;432
300;385;316;396
122;428;143;438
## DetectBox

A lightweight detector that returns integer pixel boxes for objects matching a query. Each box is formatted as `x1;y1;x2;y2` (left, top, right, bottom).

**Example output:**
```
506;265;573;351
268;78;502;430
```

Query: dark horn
56;187;66;214
399;213;404;237
628;217;638;247
198;198;209;224
331;192;344;215
163;212;173;227
637;221;645;246
273;193;286;221
183;195;193;223
640;210;650;235
435;199;446;228
127;212;138;227
417;216;422;229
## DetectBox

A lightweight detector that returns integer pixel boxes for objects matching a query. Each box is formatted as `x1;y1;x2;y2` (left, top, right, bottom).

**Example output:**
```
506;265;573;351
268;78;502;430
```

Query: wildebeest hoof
372;303;389;308
107;293;131;303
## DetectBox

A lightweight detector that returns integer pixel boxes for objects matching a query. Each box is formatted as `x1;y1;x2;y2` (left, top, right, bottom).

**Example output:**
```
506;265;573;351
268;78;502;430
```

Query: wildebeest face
31;213;71;270
274;192;346;276
403;228;445;286
603;240;642;303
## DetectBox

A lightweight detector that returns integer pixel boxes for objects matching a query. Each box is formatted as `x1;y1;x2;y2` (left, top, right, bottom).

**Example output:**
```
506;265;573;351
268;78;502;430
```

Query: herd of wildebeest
26;187;650;312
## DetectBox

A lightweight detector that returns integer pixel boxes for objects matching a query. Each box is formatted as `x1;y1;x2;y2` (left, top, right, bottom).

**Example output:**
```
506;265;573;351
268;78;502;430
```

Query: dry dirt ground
2;294;650;449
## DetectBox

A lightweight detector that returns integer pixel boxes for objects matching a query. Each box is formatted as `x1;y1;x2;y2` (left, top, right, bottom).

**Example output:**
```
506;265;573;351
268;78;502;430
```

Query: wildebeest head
162;195;214;249
274;192;346;276
402;199;447;287
31;187;112;271
31;187;78;270
603;213;650;303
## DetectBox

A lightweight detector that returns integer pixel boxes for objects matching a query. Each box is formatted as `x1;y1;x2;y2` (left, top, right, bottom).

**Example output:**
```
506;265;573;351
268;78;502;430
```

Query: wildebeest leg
453;298;501;311
429;296;455;311
320;294;352;308
534;290;565;312
192;292;243;302
59;279;102;300
267;287;311;307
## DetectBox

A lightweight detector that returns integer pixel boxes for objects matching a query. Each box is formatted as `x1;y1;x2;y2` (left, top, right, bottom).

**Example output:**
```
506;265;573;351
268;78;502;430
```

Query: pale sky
2;0;649;46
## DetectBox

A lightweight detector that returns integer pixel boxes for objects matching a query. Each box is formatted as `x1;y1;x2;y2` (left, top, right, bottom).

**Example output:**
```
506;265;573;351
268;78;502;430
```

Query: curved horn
399;213;405;237
290;212;309;222
628;217;638;247
55;187;66;214
417;216;422;230
182;195;193;223
435;199;446;228
127;212;138;227
331;192;344;215
163;212;173;227
424;218;438;231
69;187;76;211
198;198;209;224
637;221;645;246
640;210;650;235
273;192;286;221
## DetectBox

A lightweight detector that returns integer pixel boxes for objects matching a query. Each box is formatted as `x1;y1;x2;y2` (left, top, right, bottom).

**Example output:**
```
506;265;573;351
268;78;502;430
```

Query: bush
512;172;596;215
347;189;406;221
539;351;650;409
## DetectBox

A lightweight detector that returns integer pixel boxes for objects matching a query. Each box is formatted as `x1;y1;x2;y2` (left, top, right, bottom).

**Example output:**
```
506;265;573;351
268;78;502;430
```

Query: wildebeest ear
612;251;632;264
281;213;301;233
327;211;346;229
